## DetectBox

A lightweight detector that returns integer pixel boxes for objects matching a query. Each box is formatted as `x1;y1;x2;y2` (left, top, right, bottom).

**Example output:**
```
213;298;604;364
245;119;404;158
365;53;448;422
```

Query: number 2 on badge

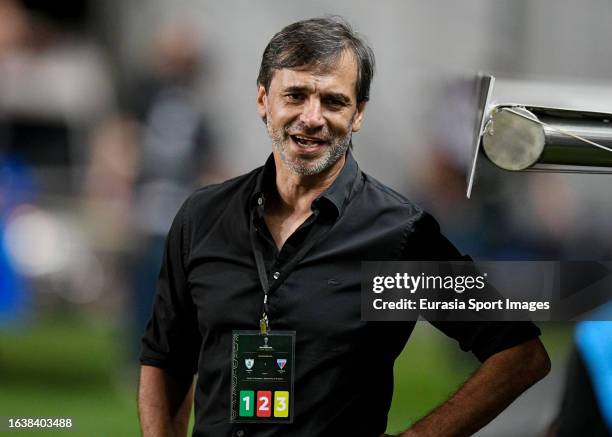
274;391;289;417
256;391;271;417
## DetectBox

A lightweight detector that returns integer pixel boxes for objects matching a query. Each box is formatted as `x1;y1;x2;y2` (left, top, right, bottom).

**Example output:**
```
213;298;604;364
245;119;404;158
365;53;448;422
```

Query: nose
299;97;324;129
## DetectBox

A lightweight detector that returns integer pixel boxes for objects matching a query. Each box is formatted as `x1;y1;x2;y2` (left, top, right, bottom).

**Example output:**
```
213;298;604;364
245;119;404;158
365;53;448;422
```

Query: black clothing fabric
554;347;610;437
140;152;541;437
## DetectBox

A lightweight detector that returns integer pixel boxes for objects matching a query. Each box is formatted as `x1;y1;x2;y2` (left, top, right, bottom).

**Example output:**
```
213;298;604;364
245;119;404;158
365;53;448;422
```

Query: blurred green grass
0;316;139;436
0;317;572;436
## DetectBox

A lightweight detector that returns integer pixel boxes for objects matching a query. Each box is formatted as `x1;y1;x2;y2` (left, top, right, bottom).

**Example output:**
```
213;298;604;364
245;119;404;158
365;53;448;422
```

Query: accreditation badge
230;331;295;423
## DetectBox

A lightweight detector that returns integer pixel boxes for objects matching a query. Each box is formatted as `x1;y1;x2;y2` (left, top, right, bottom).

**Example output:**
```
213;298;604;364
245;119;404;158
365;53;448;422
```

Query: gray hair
257;16;375;104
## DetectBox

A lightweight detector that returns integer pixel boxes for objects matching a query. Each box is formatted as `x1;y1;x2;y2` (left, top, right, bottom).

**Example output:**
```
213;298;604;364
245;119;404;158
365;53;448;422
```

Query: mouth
289;134;328;149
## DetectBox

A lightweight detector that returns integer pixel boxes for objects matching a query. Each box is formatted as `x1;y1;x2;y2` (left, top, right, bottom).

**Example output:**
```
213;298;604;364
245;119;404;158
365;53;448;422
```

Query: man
139;17;550;437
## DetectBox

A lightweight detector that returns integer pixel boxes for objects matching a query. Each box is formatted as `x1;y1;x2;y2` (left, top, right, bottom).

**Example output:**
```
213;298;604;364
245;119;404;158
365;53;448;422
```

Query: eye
285;93;305;102
323;97;347;110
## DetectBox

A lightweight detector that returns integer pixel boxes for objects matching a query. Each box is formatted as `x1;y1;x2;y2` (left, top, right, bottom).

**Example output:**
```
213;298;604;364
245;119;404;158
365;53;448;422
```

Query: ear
256;85;268;122
351;101;367;132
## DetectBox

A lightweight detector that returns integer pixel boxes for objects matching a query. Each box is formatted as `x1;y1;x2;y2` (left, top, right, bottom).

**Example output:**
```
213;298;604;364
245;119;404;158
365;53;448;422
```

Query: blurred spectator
83;114;139;251
0;0;115;319
125;20;219;355
0;0;112;122
0;0;113;195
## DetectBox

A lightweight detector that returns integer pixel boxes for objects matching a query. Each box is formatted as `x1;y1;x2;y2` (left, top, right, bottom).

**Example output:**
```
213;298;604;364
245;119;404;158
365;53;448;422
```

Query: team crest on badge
245;358;254;369
277;358;287;370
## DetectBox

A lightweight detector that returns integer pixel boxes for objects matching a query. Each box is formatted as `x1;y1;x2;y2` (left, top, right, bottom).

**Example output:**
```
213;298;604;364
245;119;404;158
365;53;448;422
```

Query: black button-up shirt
141;152;540;437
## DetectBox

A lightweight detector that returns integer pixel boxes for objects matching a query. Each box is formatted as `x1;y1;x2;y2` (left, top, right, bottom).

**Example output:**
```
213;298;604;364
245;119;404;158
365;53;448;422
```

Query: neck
271;153;346;215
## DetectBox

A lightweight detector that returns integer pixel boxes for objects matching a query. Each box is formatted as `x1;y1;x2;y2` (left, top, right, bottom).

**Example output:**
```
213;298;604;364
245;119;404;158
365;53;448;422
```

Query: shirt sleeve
139;196;202;376
401;211;542;363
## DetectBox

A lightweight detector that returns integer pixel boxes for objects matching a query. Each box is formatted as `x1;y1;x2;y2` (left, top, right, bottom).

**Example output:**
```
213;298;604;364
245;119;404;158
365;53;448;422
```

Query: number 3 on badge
256;391;271;417
274;391;289;417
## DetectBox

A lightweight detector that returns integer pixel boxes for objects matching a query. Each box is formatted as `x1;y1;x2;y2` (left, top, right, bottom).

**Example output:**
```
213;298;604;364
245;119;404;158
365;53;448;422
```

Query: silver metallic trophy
467;74;612;198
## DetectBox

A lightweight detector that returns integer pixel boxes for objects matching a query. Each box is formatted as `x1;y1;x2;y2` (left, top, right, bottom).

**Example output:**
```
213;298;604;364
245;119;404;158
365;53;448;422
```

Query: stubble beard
266;115;352;176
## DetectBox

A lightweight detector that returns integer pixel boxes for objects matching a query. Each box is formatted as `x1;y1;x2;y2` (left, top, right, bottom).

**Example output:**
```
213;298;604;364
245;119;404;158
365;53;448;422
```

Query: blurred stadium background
0;1;611;435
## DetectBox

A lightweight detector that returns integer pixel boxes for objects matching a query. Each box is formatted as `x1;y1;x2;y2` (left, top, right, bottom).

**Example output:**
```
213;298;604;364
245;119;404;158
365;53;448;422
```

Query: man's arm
394;338;550;437
138;365;195;437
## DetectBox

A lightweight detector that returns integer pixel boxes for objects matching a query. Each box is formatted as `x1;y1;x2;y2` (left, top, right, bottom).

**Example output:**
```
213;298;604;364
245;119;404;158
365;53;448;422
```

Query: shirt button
257;197;263;206
273;271;280;280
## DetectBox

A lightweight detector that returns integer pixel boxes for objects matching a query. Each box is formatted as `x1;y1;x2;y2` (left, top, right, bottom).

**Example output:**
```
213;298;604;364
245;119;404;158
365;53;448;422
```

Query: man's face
257;51;366;176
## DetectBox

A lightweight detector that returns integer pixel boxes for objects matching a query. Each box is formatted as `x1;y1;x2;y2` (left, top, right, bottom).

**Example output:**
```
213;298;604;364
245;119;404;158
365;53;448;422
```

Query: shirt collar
250;150;359;219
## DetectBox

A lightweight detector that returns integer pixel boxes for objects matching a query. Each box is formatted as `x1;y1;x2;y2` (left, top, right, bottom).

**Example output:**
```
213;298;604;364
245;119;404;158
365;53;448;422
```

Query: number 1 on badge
239;391;254;417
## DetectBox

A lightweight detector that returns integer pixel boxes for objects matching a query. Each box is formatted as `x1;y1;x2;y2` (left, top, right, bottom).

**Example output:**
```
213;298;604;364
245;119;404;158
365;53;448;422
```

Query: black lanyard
249;210;332;334
249;165;361;334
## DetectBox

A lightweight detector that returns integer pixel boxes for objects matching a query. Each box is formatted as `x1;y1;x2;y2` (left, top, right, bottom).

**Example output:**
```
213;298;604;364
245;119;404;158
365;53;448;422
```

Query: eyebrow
283;85;313;94
282;86;352;105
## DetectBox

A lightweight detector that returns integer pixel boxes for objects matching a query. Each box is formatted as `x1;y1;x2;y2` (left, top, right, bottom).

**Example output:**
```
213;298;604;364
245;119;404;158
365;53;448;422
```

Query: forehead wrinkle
281;73;352;100
278;74;326;99
271;51;358;102
282;82;317;93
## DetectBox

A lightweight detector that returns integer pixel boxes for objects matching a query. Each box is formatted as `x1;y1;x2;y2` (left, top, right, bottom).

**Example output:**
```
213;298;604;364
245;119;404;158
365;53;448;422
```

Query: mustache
284;121;330;138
